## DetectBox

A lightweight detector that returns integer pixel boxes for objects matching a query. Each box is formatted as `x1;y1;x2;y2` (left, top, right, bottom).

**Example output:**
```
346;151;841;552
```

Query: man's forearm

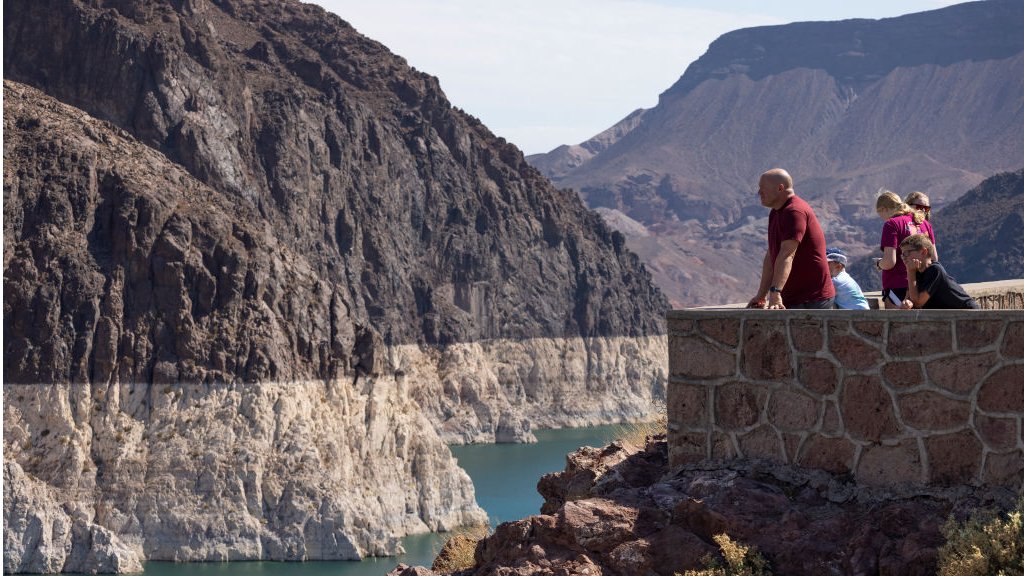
771;254;794;291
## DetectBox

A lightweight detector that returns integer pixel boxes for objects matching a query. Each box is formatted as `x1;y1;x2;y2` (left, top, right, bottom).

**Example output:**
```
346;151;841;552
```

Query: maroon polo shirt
768;195;835;306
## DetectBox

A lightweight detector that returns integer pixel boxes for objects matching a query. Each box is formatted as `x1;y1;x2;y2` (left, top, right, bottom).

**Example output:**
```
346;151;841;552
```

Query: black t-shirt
917;263;979;309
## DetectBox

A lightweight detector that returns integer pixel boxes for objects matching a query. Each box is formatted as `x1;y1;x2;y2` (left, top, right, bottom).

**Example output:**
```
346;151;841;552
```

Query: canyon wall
2;0;667;567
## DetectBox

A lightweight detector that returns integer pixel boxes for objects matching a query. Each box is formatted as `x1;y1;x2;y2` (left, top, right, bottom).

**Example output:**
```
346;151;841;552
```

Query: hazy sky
311;0;964;155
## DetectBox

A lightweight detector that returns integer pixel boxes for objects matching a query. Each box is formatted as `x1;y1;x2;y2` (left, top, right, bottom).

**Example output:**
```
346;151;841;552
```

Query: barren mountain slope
531;0;1024;306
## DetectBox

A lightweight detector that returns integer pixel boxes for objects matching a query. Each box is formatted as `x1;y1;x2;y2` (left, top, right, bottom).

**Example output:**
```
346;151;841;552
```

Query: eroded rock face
528;1;1024;306
3;0;668;567
3;81;490;567
400;439;1018;576
3;0;666;349
4;462;144;574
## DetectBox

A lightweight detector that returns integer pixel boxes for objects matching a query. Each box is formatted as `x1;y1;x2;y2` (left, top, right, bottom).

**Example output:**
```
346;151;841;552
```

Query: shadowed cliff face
3;0;666;364
530;0;1024;307
3;0;669;566
935;167;1024;282
3;80;352;385
3;81;488;567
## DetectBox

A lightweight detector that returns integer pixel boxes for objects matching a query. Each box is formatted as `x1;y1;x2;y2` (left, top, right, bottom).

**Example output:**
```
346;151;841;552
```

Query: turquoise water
116;425;619;576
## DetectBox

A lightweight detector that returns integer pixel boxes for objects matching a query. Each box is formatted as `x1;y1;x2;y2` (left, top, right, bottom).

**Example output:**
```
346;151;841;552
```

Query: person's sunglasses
912;203;930;213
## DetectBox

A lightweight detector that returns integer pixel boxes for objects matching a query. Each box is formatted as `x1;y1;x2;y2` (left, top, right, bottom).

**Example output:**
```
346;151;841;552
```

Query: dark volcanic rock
935;167;1024;283
4;0;666;362
409;439;1018;576
4;79;489;567
529;0;1024;307
3;80;347;385
3;0;670;567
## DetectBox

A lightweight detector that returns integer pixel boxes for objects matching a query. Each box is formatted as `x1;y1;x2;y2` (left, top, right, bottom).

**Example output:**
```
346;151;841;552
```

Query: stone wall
667;309;1024;489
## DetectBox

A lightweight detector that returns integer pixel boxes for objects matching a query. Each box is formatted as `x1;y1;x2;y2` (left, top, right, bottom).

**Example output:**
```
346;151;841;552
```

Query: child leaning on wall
899;234;978;309
825;247;869;309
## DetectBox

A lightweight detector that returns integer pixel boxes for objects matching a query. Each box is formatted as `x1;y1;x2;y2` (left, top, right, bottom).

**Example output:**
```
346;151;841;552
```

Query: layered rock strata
3;81;485;568
528;1;1024;306
390;439;1019;576
3;0;668;569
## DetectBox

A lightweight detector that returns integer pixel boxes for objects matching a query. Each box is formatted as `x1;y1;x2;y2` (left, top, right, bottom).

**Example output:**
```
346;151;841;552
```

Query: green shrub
680;533;772;576
938;497;1024;576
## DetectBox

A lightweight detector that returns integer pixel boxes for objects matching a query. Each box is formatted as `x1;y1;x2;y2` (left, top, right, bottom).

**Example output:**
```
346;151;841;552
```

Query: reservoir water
132;425;620;576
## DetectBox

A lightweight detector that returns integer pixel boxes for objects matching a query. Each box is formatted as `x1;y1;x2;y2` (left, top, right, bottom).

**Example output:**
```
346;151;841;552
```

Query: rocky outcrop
3;81;486;568
4;462;143;574
935;168;1024;283
3;0;668;568
3;0;666;346
393;439;1019;576
528;0;1024;307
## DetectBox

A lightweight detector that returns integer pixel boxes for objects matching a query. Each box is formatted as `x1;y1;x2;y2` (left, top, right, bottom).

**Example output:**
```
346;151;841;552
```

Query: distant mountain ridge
529;0;1024;306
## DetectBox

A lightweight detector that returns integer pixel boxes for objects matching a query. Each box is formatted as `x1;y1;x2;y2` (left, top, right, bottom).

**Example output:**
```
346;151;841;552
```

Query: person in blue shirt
825;248;869;310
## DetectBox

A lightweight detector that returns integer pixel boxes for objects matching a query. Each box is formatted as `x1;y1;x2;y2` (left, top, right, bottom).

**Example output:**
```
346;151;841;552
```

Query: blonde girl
875;190;935;308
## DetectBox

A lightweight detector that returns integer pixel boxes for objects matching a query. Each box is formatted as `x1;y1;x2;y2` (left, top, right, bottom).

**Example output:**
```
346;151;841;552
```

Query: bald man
747;169;835;310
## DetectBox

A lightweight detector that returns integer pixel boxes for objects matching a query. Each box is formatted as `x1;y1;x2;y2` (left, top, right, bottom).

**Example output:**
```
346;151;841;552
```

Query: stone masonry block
670;335;735;380
737;425;785;462
698;318;740;347
711;432;738;460
853;321;885;339
977;365;1024;413
976;415;1019;451
957;319;1004;350
669;318;695;336
857;440;922;486
799;435;855;474
841;375;901;441
799;357;837;395
790;318;823;352
669;431;708;468
925;352;998;396
768;389;818;431
925;430;982;485
715;383;767;430
898;391;971;430
742;320;792;380
783;432;803;462
829;330;883;372
882;361;924;389
888;322;952;357
669;383;708;429
1001;321;1024;358
983;450;1024;489
822;400;842;435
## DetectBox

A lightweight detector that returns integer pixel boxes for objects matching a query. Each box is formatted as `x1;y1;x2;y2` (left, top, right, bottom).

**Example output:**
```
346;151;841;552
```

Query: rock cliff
4;81;486;568
934;167;1024;283
390;438;1019;576
3;0;667;569
529;0;1024;307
